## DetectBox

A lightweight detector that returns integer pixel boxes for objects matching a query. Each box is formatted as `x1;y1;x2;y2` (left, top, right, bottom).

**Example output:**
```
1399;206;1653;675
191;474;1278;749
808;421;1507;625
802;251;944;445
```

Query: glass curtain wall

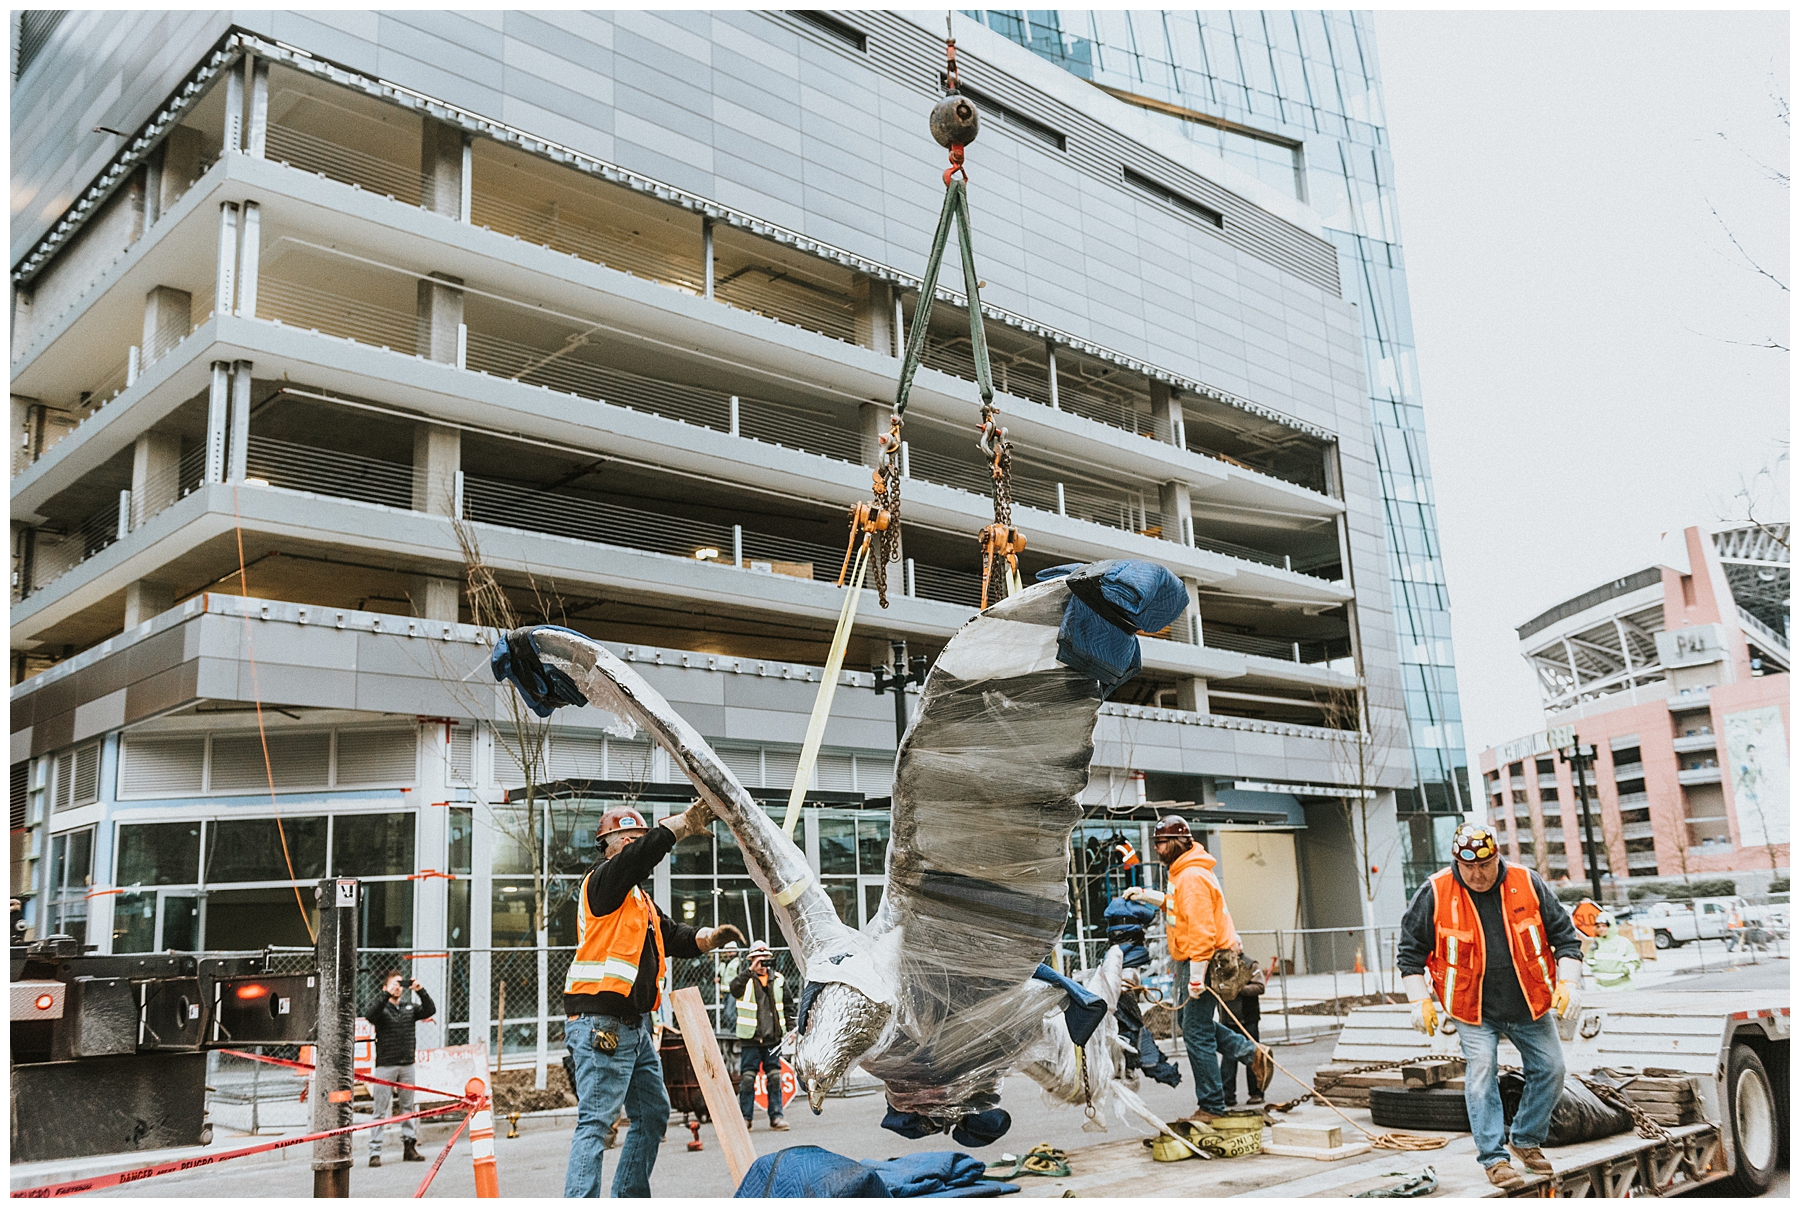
968;10;1471;890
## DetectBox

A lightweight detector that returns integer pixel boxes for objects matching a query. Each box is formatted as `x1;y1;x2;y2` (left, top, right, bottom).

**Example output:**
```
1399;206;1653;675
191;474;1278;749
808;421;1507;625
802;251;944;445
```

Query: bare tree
1319;686;1404;976
1695;79;1789;350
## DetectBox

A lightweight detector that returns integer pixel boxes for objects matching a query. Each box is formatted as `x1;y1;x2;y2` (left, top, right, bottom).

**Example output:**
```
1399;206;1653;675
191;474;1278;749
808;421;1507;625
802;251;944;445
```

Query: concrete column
1158;480;1193;547
468;726;495;1051
421;118;465;218
1181;575;1203;646
131;430;182;527
245;57;269;157
1176;677;1210;714
1046;341;1061;410
235;201;260;318
416;274;465;363
1149;379;1185;450
227;361;253;483
222;51;244;155
140;286;192;363
204;361;230;484
409;576;461;623
124;579;175;628
159;127;201;214
702;218;715;298
859;402;889;467
214;202;239;320
413;424;461;514
852;276;897;357
413;723;450;1049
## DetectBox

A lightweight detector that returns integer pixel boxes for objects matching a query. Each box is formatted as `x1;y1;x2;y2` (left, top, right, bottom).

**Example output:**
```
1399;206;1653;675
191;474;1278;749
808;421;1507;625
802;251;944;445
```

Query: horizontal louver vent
449;726;474;782
815;753;855;791
609;739;653;783
336;728;418;786
210;732;330;792
715;744;762;788
121;736;205;797
548;731;605;780
71;744;99;806
12;762;31;830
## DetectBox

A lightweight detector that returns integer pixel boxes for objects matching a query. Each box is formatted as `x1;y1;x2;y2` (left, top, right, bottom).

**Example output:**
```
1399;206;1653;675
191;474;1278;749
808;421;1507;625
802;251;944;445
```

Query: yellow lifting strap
782;509;883;839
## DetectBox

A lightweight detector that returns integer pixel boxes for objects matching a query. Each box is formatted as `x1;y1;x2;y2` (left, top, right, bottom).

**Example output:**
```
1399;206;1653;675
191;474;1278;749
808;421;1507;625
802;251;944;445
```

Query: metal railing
1202;628;1351;665
246;435;415;510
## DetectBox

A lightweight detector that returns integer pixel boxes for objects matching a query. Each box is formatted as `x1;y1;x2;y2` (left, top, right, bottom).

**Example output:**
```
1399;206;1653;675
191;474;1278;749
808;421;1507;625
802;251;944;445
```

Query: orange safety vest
1425;864;1556;1026
565;876;667;1005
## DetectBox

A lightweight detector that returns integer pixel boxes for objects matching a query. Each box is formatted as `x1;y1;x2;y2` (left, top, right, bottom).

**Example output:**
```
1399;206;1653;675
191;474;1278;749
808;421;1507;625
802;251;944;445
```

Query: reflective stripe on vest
566;877;666;1004
1425;864;1557;1026
734;971;786;1039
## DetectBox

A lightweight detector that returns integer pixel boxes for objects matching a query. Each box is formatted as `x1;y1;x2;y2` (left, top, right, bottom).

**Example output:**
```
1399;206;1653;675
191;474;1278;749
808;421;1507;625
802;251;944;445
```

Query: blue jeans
1458;1012;1566;1167
564;1014;670;1197
1175;961;1256;1114
737;1042;784;1125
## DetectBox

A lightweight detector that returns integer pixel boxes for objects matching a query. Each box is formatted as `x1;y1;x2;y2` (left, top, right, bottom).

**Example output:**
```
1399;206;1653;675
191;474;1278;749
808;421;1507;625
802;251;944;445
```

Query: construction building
1478;523;1789;891
964;10;1474;891
11;11;1417;1047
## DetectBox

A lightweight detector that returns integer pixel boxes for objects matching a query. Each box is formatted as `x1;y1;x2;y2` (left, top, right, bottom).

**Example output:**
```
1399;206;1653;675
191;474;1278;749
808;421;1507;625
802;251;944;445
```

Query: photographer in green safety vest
727;941;792;1131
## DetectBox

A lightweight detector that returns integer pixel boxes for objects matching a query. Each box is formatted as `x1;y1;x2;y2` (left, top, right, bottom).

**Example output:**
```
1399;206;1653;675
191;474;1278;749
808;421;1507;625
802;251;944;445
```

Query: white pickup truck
1637;896;1784;949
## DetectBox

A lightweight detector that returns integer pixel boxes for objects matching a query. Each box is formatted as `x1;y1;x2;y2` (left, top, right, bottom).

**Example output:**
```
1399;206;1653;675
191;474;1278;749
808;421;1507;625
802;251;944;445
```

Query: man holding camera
362;969;437;1166
728;941;792;1131
564;802;742;1198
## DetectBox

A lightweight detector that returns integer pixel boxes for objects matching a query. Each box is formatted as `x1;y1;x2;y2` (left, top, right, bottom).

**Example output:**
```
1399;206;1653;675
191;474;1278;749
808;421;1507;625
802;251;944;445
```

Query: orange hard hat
596;806;649;840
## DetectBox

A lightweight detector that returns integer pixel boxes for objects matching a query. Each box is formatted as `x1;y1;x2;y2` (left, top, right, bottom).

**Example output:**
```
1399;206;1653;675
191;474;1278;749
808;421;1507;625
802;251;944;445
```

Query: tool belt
1207;949;1257;1001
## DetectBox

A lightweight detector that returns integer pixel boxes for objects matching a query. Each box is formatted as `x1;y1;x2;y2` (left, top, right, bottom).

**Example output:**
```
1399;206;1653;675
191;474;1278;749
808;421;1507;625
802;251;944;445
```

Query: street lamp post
1559;742;1605;902
871;639;929;748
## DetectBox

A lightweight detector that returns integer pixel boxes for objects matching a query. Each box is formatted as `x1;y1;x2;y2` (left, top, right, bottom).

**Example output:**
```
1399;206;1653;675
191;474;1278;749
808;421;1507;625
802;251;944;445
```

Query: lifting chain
848;25;1022;612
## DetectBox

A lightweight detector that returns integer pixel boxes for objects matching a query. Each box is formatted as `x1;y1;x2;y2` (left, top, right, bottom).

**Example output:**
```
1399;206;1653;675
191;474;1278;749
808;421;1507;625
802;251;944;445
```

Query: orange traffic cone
467;1078;500;1197
1353;945;1366;974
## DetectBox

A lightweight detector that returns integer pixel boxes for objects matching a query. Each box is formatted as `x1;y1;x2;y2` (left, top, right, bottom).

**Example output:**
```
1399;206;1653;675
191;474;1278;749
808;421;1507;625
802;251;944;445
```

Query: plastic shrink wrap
495;560;1189;1142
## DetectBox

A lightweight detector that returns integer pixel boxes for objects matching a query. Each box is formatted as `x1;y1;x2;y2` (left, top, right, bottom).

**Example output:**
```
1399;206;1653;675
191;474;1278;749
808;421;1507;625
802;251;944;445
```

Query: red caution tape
15;1101;467;1198
413;1100;479;1198
218;1048;465;1101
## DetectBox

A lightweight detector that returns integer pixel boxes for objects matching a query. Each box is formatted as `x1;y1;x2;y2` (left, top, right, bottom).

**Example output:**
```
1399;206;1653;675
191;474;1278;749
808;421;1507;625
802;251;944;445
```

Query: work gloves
1187;959;1209;1000
1552;956;1583;1019
1403;973;1438;1035
1121;887;1167;908
659;800;716;842
696;923;746;954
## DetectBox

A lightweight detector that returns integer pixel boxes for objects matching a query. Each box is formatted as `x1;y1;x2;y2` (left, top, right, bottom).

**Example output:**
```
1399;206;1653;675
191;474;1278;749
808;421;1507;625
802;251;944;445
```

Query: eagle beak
807;1078;828;1115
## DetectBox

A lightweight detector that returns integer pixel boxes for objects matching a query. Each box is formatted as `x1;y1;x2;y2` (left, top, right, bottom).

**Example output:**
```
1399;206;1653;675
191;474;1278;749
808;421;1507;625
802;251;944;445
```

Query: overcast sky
1373;10;1790;773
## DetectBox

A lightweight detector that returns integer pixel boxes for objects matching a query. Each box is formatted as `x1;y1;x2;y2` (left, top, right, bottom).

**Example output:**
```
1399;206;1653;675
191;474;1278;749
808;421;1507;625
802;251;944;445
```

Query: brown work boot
1485;1161;1524;1189
403;1139;426;1163
1251;1046;1274;1091
1180;1108;1224;1125
1510;1146;1552;1174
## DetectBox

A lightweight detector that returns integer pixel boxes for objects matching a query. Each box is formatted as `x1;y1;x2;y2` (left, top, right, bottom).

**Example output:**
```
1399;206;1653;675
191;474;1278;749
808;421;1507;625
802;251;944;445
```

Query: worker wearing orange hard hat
564;802;743;1198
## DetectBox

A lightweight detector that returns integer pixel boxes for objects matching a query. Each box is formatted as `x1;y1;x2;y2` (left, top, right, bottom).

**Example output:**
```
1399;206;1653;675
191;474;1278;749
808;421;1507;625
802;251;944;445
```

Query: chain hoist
849;26;1022;611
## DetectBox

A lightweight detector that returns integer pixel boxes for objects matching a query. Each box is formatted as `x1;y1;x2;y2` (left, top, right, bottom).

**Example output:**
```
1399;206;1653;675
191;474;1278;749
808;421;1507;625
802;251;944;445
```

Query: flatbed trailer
1011;990;1787;1198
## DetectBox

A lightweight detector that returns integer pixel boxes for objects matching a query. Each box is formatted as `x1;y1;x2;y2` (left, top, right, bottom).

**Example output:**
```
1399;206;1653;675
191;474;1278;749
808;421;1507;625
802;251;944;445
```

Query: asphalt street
85;1030;1341;1198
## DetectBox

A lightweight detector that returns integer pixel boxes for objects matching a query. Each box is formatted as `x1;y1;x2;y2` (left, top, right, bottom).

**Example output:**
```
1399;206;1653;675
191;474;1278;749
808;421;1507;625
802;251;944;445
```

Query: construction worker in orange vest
1397;823;1584;1191
564;802;743;1198
1124;815;1273;1123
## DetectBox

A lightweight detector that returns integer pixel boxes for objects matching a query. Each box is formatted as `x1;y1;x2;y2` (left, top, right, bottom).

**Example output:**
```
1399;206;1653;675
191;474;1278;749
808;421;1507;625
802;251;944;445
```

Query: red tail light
234;983;270;1000
34;993;54;1011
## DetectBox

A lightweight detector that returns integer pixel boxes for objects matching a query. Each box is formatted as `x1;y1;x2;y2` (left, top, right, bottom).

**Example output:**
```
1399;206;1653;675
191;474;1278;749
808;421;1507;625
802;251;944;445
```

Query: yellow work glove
1402;973;1437;1036
1553;957;1583;1019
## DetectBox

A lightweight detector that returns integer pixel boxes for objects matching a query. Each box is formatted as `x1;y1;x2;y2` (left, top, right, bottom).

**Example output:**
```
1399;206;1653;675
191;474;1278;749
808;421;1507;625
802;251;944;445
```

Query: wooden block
669;987;757;1188
1262;1140;1373;1162
1400;1061;1452;1088
1271;1123;1342;1149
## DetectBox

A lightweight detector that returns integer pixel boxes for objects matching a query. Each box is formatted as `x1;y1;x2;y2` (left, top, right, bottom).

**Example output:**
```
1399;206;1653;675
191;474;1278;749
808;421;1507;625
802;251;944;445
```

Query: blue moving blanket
735;1146;1020;1198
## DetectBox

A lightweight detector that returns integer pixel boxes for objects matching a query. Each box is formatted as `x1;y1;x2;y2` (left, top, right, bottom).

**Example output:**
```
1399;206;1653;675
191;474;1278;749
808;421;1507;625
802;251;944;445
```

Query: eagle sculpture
493;560;1192;1147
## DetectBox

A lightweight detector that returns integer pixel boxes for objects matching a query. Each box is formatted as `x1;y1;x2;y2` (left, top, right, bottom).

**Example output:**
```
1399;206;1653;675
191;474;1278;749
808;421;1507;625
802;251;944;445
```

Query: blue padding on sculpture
491;625;590;718
1031;962;1107;1047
